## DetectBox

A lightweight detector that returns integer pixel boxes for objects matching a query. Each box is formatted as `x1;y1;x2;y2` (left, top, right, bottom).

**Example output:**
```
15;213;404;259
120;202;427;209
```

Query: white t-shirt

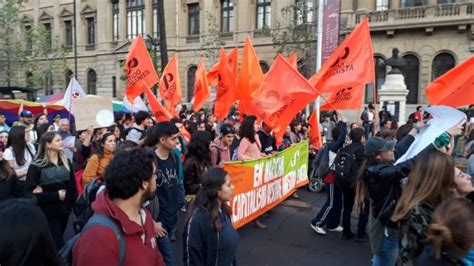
368;111;375;122
4;144;36;180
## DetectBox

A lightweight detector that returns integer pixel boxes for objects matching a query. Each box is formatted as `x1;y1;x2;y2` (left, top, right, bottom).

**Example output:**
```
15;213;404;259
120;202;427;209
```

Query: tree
266;1;317;78
197;12;226;63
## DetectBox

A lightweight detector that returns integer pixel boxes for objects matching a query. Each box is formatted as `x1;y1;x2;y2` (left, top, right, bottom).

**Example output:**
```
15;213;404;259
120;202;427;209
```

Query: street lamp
145;34;159;95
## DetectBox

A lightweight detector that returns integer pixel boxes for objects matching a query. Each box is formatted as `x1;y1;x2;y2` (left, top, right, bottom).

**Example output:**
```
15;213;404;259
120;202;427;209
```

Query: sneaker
356;233;370;243
310;223;326;235
327;226;343;232
341;232;355;240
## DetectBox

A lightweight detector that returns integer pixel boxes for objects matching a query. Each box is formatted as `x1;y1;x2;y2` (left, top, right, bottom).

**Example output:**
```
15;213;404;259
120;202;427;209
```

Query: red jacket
73;190;165;266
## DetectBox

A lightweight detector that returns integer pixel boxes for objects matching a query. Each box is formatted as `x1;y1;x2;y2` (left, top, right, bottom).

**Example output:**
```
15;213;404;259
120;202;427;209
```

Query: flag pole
314;0;324;122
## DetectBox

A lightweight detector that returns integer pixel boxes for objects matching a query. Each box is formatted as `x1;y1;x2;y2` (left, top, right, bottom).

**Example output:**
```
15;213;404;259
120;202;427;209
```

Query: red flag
252;55;319;143
425;56;474;107
144;89;172;122
308;109;323;149
309;18;374;94
125;35;159;102
214;48;237;121
159;53;182;116
320;85;365;110
226;47;239;75
287;54;297;69
237;36;264;116
193;58;210;111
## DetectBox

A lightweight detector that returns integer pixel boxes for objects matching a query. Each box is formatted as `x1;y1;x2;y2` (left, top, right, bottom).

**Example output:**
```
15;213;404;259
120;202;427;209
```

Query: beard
142;186;157;202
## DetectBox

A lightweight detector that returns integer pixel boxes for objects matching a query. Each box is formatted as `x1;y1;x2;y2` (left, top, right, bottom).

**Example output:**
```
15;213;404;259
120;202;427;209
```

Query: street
173;188;372;266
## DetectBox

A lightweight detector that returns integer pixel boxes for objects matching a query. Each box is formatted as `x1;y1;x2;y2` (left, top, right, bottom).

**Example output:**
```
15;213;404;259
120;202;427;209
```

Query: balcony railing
347;2;472;32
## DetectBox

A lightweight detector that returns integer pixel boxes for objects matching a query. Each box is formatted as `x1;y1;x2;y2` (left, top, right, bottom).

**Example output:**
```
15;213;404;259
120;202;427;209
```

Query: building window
87;69;97;94
260;61;270;74
437;0;455;3
221;0;234;32
25;25;33;54
188;4;200;35
296;0;313;26
65;69;73;88
256;0;272;29
43;23;52;48
187;66;197;102
366;56;385;103
400;0;426;7
376;0;390;10
64;20;73;49
86;17;95;48
431;52;455;81
402;54;419;104
153;0;159;37
113;2;119;41
127;0;145;39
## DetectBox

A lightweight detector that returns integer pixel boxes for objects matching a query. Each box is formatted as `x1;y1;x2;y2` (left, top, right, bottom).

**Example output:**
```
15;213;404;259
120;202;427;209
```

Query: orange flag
320;85;365;110
252;55;319;143
308;109;323;149
309;18;374;94
125;35;159;102
207;48;227;86
159;53;182;116
144;89;172;122
214;48;237;121
425;56;474;107
226;47;239;75
237;36;264;116
193;58;210;111
287;54;297;69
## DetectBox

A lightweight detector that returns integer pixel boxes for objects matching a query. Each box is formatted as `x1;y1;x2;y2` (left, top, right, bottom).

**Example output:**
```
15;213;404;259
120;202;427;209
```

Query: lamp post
145;34;159;95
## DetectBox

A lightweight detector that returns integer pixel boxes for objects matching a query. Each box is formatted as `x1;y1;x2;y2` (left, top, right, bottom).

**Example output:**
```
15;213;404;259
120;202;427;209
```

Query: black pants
47;214;69;249
342;184;370;237
312;183;342;228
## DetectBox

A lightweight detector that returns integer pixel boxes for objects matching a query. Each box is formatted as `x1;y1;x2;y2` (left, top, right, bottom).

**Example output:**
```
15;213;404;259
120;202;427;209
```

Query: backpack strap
83;214;126;266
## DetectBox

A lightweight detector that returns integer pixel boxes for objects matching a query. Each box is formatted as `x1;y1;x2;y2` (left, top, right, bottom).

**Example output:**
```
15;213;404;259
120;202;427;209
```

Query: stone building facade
5;0;474;108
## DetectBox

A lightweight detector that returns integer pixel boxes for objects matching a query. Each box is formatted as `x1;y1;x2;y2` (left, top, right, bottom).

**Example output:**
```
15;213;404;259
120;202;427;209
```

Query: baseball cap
364;137;395;157
20;110;33;118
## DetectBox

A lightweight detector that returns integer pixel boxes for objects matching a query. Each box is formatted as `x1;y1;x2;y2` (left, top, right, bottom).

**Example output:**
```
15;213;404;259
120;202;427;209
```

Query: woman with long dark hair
33;114;48;132
0;198;62;266
82;132;116;186
237;115;264;161
0;141;25;201
184;168;237;266
4;126;35;181
391;151;456;264
25;131;77;249
184;131;212;195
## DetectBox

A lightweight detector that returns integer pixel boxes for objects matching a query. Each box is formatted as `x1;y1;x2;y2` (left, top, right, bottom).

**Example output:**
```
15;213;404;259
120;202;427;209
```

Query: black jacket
0;173;25;202
183;156;209;195
183;208;238;266
364;135;430;217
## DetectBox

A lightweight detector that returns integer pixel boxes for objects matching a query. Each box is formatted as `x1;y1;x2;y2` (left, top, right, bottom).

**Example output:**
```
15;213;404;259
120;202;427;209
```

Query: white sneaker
310;223;326;235
327;226;343;232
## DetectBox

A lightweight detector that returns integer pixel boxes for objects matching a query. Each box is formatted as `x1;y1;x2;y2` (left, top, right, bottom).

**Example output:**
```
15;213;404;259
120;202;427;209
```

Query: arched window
432;52;455;81
259;61;269;74
366;56;385;103
87;69;97;95
402;54;419;104
187;65;197;102
65;69;73;88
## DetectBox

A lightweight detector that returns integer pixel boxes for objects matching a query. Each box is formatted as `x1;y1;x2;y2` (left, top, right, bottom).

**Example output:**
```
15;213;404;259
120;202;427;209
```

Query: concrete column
145;0;153;35
391;0;400;9
341;0;354;11
119;0;127;40
96;1;107;50
357;0;372;11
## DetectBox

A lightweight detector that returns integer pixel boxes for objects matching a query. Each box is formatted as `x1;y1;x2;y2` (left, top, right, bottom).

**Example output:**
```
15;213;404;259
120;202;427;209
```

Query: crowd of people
0;103;473;266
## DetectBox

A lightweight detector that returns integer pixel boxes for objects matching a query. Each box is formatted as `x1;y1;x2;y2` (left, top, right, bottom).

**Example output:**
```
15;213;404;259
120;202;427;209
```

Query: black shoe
341;232;355;240
356;233;369;243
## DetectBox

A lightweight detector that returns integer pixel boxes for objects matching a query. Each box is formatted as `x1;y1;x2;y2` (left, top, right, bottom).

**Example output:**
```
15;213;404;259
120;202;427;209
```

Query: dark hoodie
73;190;165;266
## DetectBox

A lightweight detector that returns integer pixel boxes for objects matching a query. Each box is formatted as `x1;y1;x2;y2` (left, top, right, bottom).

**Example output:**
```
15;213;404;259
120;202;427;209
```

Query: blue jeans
372;237;399;266
311;183;342;228
158;234;176;266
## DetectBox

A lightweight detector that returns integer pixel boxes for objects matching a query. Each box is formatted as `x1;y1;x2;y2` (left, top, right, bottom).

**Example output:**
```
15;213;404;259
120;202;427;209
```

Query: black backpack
313;144;331;180
332;145;362;187
60;214;126;266
72;177;104;234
